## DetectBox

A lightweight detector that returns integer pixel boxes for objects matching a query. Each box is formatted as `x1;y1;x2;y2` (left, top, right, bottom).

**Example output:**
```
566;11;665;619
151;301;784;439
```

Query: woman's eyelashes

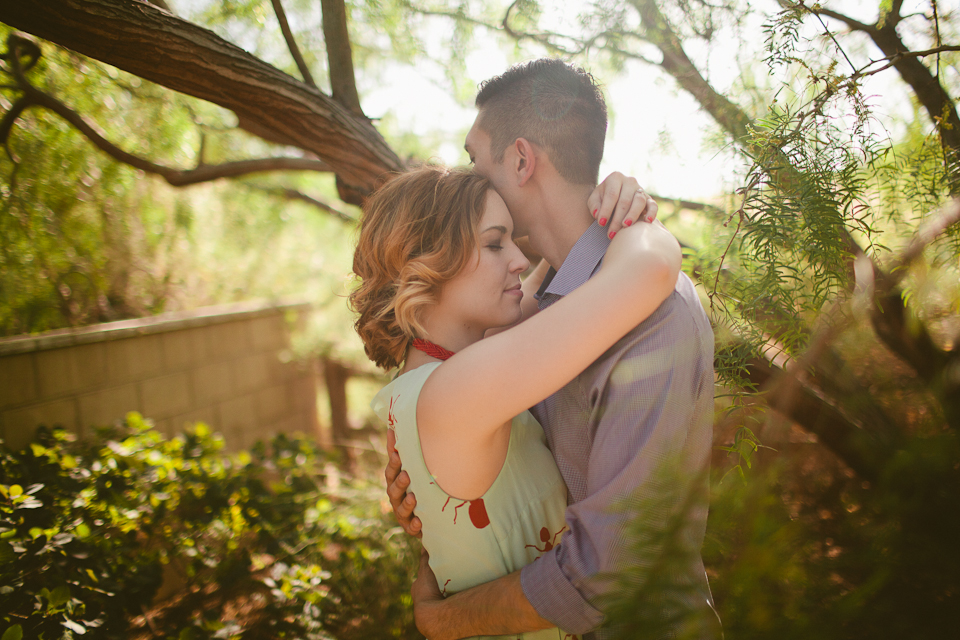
486;242;503;251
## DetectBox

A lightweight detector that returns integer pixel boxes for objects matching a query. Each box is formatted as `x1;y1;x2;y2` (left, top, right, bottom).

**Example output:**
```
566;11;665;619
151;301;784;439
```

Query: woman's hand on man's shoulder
588;172;659;237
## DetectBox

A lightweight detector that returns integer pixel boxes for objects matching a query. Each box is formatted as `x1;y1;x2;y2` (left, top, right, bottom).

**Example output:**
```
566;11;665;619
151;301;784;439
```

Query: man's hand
409;560;554;640
412;550;446;639
588;171;659;238
385;429;422;537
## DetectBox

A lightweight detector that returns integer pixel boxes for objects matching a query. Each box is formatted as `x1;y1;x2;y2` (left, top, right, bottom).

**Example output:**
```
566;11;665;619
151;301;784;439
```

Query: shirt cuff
520;547;605;635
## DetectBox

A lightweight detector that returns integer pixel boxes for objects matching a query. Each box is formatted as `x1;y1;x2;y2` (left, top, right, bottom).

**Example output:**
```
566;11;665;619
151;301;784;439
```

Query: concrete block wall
0;301;319;452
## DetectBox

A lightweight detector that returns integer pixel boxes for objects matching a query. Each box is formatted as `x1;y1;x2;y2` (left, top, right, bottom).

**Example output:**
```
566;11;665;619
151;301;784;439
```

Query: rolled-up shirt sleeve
521;283;715;636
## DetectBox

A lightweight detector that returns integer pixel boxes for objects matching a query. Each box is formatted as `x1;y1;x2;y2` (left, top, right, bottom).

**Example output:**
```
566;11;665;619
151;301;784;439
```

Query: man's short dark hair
475;59;607;185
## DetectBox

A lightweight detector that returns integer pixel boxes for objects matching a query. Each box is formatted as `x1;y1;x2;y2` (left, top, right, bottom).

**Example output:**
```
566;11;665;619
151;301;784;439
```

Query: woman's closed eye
486;243;503;251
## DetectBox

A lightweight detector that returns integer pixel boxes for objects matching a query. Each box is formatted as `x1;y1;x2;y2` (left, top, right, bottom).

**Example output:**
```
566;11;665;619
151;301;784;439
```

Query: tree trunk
322;357;353;468
0;0;403;197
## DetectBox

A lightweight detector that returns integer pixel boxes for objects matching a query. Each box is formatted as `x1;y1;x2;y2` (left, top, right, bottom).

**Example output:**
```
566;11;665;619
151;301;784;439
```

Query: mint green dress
372;362;572;640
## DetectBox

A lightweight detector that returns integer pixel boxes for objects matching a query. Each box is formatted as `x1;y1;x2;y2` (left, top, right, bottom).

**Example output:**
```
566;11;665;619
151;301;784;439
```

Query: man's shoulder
581;272;712;377
632;272;711;338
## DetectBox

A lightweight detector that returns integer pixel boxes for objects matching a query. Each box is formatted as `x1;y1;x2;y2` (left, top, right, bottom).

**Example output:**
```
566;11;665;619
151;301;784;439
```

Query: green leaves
1;625;22;640
719;426;774;483
0;416;419;638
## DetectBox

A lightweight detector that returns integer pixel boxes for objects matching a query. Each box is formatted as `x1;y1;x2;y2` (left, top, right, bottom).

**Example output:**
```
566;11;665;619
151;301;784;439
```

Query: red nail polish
599;217;607;226
624;219;633;227
593;208;598;216
609;230;616;239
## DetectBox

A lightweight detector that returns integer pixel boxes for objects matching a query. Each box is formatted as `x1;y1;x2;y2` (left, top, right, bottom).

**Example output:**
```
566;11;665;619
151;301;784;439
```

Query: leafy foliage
0;415;420;639
703;421;960;640
0;23;361;352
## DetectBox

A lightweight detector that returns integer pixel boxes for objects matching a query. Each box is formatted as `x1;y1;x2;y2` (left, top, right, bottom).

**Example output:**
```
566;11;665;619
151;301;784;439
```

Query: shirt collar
535;222;611;304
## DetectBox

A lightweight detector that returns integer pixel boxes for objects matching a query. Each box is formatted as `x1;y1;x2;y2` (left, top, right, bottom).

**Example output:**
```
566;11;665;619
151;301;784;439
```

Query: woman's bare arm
418;220;682;497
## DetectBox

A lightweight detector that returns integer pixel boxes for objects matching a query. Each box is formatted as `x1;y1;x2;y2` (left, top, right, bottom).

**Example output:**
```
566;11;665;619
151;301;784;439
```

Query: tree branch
270;0;317;89
650;193;727;218
807;1;960;160
742;352;884;482
5;65;333;186
144;0;172;13
0;95;31;151
0;0;402;199
501;0;591;56
630;0;752;142
783;1;874;33
884;199;960;278
251;184;355;222
320;0;362;116
406;3;505;32
854;45;960;80
866;199;960;429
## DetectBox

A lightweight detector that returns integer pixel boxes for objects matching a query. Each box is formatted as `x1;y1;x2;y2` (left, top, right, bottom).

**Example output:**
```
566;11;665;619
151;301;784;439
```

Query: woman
350;165;679;639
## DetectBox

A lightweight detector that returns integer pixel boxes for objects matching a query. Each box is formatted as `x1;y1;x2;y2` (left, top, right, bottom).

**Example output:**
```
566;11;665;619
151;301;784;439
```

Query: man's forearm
417;570;554;640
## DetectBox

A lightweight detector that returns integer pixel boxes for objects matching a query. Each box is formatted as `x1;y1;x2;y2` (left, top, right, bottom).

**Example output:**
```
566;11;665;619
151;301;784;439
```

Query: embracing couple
350;59;721;639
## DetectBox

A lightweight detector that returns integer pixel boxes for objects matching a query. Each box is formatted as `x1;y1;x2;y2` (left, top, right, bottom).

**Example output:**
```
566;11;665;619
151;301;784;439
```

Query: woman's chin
501;310;524;327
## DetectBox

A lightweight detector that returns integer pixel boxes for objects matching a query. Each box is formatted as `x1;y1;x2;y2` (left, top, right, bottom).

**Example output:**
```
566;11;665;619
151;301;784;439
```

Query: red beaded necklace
412;338;456;361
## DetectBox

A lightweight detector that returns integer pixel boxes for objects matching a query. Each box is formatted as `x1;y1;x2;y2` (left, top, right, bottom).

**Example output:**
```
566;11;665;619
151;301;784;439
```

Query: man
385;58;720;639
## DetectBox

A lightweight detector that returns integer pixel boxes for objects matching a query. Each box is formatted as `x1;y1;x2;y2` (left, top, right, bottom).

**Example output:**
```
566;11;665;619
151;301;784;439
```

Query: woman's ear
513;137;537;187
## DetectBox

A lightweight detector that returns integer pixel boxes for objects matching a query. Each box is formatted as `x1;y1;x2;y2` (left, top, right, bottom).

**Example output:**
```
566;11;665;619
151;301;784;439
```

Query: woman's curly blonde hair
350;165;491;370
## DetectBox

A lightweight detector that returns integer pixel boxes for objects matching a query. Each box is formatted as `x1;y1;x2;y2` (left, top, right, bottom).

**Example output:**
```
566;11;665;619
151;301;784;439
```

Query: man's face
464;114;531;236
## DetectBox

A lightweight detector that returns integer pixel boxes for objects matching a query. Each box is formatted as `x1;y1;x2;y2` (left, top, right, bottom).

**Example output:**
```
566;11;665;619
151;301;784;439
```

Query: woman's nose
511;246;530;273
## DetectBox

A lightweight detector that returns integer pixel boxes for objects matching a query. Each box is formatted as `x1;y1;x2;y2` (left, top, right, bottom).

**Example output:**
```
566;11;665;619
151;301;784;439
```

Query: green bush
0;414;421;639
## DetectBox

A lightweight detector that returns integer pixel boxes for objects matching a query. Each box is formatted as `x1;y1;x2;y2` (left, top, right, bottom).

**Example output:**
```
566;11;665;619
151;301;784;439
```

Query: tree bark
0;0;402;198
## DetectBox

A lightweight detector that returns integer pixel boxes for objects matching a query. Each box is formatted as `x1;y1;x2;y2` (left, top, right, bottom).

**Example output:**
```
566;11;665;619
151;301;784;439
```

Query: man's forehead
464;115;487;148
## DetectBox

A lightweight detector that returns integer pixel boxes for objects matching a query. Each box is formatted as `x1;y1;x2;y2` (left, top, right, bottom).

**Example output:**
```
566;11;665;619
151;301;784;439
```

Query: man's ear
512;138;537;187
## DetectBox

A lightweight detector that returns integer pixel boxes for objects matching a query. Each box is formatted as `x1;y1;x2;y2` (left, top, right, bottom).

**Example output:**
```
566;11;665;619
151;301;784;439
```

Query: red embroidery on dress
525;525;568;557
442;497;490;529
387;394;400;427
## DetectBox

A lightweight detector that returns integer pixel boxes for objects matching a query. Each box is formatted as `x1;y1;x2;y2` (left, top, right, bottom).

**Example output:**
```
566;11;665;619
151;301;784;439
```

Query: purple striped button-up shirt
520;222;720;639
